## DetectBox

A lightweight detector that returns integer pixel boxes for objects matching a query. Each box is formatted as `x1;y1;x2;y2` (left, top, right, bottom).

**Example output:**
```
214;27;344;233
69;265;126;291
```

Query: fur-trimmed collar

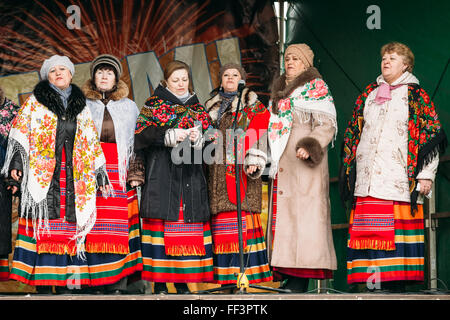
205;88;258;121
82;79;129;101
33;80;86;121
271;67;322;114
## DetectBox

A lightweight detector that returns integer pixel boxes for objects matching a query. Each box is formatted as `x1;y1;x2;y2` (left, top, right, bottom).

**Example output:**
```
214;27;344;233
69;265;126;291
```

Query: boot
382;281;406;293
35;286;53;295
174;282;190;294
153;282;168;294
283;277;310;293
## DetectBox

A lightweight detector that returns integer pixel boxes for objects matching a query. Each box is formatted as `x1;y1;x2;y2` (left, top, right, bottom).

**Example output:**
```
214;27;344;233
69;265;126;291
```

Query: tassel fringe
165;245;206;257
85;243;129;255
292;109;338;147
348;239;396;251
37;242;78;256
213;242;242;254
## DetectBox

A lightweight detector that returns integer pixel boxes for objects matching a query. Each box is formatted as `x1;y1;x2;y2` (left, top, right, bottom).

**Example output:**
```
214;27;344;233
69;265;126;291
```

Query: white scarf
87;97;139;190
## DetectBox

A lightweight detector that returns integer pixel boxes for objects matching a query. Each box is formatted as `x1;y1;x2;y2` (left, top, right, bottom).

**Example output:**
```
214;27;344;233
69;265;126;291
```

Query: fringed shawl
268;67;337;178
83;80;139;191
1;93;108;258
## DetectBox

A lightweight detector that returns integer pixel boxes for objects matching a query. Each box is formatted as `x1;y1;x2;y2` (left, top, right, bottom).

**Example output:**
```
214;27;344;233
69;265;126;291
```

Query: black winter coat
134;86;211;223
0;96;19;255
8;80;86;223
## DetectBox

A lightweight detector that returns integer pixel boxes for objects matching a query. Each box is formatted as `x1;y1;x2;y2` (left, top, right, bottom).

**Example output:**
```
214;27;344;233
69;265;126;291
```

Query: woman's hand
296;147;310;160
11;169;22;182
246;165;259;175
99;184;112;195
8;169;22;194
129;181;141;188
173;128;189;142
188;126;200;142
418;179;432;195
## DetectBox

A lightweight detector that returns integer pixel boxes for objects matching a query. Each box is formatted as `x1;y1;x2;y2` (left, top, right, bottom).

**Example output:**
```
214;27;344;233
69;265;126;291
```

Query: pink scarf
374;82;403;105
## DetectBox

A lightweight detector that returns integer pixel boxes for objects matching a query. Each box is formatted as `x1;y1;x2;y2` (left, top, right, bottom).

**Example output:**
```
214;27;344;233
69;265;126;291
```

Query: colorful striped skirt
270;178;333;280
211;211;273;284
9;145;142;287
140;207;214;283
347;196;425;284
0;255;8;281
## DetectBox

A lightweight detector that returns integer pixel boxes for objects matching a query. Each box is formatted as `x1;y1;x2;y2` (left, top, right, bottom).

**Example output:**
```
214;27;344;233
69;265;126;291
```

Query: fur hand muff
244;148;267;179
296;136;324;167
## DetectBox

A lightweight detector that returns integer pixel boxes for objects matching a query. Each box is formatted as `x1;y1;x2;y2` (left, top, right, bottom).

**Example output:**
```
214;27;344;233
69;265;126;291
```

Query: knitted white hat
40;55;75;80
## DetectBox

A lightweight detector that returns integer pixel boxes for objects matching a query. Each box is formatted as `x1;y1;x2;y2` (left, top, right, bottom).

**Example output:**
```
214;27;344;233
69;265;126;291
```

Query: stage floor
0;293;448;300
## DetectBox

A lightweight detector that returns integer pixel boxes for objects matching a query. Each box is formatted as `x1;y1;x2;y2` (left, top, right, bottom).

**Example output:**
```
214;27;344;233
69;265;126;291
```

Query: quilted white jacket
354;72;439;203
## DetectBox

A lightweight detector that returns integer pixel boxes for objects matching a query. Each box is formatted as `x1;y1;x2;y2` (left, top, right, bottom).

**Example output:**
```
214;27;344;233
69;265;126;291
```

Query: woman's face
166;68;189;96
284;53;306;78
381;51;408;84
94;68;116;92
221;68;242;93
48;65;72;90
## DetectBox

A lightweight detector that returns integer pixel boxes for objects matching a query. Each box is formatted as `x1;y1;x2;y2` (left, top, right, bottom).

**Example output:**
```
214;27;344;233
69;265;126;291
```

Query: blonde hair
380;42;415;73
161;60;194;94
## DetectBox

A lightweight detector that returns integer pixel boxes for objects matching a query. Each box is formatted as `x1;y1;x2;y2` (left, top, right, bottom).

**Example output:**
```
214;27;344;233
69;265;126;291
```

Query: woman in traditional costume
340;42;447;292
0;86;20;281
133;60;214;294
267;44;338;293
2;55;109;293
82;54;143;294
205;63;272;287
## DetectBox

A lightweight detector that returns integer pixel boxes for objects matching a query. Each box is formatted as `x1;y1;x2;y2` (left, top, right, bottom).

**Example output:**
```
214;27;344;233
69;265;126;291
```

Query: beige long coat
267;68;337;270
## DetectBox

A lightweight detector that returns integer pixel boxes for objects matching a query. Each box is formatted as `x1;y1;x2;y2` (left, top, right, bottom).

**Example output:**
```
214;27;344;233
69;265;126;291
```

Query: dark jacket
134;85;211;223
8;80;86;223
0;94;19;255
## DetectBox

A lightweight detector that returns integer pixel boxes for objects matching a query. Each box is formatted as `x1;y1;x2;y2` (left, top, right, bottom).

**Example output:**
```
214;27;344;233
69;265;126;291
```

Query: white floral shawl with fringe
1;94;108;258
268;70;337;178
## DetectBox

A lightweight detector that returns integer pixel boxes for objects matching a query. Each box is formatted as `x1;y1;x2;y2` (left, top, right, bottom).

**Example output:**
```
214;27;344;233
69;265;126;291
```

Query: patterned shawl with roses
339;82;447;216
268;75;337;178
1;94;107;258
135;88;213;135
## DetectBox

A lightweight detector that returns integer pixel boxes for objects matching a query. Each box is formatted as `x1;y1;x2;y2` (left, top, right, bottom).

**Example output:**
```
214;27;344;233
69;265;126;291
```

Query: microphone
237;79;245;92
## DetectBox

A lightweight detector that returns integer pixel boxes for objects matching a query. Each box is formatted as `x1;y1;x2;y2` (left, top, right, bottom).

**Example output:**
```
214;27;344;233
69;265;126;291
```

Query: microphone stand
197;82;289;295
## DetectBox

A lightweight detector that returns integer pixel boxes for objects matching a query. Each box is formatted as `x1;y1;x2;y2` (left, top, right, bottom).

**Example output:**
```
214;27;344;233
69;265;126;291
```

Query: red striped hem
141;271;213;283
89;264;143;287
8;273;92;287
348;270;424;284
